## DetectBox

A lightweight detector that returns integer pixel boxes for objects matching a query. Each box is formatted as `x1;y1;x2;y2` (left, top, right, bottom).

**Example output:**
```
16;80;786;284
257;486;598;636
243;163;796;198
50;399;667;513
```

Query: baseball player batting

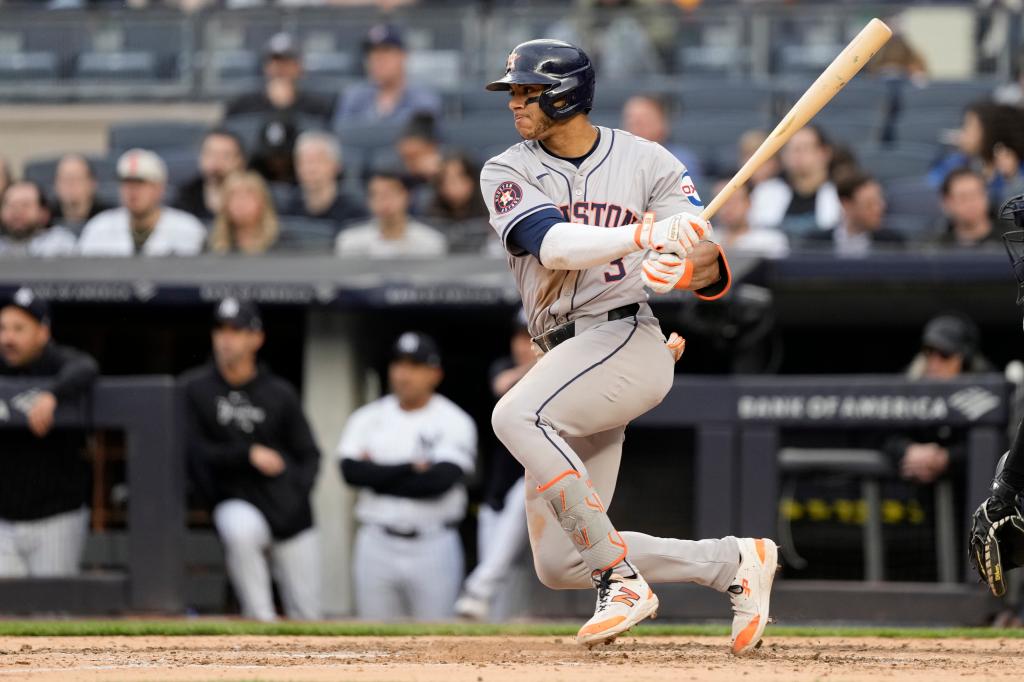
481;39;777;653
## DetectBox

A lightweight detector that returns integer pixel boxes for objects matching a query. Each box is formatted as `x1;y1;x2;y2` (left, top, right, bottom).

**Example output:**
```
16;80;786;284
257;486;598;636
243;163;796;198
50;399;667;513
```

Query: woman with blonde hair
209;171;279;254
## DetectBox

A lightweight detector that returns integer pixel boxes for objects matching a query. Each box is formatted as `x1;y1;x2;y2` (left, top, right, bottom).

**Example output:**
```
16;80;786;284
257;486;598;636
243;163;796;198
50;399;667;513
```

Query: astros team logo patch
681;171;703;208
494;181;523;214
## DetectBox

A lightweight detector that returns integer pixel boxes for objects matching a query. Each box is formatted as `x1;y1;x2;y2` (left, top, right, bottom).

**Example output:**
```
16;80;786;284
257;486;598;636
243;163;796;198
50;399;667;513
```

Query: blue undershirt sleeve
506;207;565;260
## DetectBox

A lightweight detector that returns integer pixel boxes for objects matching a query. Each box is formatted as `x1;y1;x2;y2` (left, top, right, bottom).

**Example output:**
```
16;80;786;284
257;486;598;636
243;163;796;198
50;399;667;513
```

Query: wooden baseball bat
700;18;893;221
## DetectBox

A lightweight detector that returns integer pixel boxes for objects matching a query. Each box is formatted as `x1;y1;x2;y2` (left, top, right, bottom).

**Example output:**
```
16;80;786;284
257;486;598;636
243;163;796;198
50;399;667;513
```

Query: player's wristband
633;212;656;250
694;243;732;301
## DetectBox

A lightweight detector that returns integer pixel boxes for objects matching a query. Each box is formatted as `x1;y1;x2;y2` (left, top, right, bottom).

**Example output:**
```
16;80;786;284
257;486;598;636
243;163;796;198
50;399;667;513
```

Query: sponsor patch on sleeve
494;181;524;214
680;171;703;208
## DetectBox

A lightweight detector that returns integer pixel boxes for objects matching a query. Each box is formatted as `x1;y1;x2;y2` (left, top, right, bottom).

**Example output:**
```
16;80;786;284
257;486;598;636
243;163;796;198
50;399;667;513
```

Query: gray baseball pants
491;310;739;592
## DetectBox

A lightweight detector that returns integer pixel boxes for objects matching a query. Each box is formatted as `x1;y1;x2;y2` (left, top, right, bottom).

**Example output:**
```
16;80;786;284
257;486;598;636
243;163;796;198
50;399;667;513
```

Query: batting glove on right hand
640;252;694;294
634;211;712;257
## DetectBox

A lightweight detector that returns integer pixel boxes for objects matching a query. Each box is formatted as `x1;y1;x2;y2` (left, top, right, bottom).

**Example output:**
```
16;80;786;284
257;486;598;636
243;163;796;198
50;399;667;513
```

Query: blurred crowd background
2;0;1024;626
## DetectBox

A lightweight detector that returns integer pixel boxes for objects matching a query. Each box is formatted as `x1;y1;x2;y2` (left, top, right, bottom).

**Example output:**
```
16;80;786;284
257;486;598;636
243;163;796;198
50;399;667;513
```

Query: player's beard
517;111;556;141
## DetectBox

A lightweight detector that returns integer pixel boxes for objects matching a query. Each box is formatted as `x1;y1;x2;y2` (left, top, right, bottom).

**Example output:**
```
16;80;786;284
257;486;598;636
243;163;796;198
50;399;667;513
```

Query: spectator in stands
805;173;905;255
175;129;247;224
929;102;1024;207
336;168;447;258
935;168;1001;248
284;130;367;229
224;32;334;125
339;331;476;621
182;298;321;622
209;172;279;255
455;311;531;621
884;314;991;485
397;113;443;214
621;95;703;182
749;125;840;237
332;24;442;127
428;153;488;223
78;149;206;257
711;180;788;258
51;154;109;235
0;288;97;577
738;129;780;188
0;181;76;258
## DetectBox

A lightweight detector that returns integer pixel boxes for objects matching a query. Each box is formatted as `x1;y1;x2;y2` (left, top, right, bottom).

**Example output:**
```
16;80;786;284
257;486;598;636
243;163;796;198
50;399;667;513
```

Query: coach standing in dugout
0;287;98;577
182;298;322;621
339;332;477;621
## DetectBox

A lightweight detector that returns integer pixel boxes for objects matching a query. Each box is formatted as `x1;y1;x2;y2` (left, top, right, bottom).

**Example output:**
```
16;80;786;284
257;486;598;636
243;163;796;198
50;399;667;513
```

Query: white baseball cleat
454;591;490;621
728;537;779;655
576;570;659;647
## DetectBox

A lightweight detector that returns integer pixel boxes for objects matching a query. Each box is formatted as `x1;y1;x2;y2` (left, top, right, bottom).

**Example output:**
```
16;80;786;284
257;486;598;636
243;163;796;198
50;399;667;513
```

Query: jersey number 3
604;258;626;283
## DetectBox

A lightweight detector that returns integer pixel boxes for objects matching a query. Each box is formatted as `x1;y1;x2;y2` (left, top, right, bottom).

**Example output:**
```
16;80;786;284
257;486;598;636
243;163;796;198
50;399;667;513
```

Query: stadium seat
884;176;942;230
439;116;522;155
275;217;339;253
0;52;59;81
776;43;846;77
899;80;999;113
108;121;208;155
672;80;776;116
333;121;407;152
670;112;768;148
303;51;356;80
76;51;158;81
162;151;198;187
208;50;260;85
457;86;502;116
893;109;961;147
857;145;936;183
407;50;461;91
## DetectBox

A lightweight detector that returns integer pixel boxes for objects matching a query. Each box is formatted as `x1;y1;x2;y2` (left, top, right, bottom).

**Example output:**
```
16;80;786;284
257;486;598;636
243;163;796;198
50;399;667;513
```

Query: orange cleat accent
578;615;626;638
732;615;761;654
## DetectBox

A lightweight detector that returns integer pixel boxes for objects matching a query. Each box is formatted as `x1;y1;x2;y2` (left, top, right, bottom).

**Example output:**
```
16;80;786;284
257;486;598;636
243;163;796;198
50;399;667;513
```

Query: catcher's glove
969;496;1024;596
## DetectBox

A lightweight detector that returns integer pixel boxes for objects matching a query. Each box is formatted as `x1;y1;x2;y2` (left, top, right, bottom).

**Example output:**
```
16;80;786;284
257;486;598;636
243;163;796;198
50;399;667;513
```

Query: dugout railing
0;377;183;614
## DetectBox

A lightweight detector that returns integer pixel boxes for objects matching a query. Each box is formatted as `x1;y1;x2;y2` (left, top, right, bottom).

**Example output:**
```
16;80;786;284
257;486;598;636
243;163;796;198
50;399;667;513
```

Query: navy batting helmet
486;39;595;121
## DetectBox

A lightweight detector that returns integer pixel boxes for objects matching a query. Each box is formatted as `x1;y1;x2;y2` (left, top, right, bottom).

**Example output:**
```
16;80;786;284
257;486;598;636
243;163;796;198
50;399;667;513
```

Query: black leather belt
381;523;458;539
532;303;641;353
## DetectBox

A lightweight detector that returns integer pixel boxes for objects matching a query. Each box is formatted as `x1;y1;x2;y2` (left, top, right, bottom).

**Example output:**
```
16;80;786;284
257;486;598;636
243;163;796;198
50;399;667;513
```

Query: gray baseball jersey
481;127;704;335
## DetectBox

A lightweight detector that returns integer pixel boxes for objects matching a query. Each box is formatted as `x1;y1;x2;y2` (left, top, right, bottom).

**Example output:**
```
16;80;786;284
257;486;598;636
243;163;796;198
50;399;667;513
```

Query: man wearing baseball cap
78;148;206;256
0;287;98;577
338;331;477;621
225;32;334;124
884;313;992;488
332;24;441;127
181;298;322;621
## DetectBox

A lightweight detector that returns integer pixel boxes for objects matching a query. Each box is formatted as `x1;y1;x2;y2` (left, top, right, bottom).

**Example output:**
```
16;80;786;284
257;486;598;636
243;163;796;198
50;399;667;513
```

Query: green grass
0;620;1021;639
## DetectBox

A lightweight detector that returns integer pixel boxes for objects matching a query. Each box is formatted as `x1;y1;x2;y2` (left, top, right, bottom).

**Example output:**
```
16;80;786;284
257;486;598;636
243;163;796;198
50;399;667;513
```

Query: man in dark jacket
0;287;97;577
224;33;334;124
181;297;321;621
